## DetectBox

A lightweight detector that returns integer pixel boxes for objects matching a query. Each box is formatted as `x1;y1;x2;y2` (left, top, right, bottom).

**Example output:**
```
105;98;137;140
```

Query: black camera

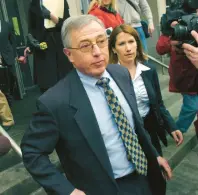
160;0;198;45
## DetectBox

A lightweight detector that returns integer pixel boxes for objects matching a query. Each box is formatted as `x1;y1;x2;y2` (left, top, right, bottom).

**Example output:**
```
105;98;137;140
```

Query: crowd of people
0;0;198;194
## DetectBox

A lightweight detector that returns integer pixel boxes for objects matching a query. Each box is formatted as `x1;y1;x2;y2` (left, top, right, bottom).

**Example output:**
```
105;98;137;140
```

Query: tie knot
96;77;110;87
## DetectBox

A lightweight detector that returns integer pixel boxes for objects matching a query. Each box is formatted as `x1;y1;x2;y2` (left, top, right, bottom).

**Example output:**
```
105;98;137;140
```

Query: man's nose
92;44;102;56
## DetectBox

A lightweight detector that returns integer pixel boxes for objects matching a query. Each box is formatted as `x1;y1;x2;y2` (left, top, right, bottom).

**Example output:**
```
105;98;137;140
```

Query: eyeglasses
67;37;108;53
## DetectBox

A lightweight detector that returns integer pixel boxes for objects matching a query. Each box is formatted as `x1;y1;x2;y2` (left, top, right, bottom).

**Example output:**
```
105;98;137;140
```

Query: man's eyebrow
79;34;107;43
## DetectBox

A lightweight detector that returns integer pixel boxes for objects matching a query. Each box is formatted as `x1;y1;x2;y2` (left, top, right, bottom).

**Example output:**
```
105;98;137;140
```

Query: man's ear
63;48;74;63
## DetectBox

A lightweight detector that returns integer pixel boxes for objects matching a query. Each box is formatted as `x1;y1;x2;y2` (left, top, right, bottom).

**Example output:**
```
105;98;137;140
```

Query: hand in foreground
182;30;198;69
70;189;86;195
171;130;183;146
157;156;172;180
148;23;155;37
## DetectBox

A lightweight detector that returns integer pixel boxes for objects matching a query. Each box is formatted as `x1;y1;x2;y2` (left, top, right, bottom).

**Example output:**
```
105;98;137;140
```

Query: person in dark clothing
27;0;73;93
0;20;17;106
21;15;172;195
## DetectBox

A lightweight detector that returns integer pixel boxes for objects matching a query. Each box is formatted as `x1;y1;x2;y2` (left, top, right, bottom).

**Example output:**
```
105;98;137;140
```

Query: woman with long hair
109;24;183;155
88;0;124;29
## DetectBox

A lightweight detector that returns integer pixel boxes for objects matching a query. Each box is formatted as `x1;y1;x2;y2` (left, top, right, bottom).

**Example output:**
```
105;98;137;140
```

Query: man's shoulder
38;69;76;108
107;64;129;74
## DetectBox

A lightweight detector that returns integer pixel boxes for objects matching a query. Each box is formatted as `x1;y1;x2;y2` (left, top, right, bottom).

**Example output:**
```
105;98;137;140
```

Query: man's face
64;21;109;78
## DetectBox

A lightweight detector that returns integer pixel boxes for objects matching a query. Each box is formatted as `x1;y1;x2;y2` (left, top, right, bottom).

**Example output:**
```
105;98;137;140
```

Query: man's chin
92;67;106;78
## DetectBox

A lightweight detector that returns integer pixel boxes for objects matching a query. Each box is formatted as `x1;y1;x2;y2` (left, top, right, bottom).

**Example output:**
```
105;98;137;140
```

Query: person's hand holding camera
169;21;184;54
182;30;198;69
41;5;51;19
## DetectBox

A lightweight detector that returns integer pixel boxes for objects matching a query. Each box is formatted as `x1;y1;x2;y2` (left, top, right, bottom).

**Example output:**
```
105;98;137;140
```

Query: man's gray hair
61;15;105;48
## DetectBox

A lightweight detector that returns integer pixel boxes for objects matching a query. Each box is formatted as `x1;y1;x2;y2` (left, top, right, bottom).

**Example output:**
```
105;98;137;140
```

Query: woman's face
113;32;137;64
101;0;112;6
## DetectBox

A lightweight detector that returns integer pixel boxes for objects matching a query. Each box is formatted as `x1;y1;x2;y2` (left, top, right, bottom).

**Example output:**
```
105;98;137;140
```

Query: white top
42;0;64;28
116;0;154;27
132;62;150;118
77;69;136;179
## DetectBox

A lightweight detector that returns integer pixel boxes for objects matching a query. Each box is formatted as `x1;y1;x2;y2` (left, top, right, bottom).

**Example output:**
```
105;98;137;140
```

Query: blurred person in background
109;24;183;155
27;0;73;93
179;30;198;137
88;0;124;29
0;90;14;129
0;20;17;106
116;0;154;53
156;23;198;134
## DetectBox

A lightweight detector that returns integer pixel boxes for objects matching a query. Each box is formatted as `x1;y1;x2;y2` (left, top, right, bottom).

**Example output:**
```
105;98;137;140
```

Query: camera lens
172;24;188;40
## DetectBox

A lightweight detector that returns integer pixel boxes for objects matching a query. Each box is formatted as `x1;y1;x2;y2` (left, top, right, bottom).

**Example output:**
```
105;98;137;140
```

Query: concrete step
0;149;22;172
162;127;198;169
29;188;46;195
166;145;198;195
0;152;60;195
0;163;40;195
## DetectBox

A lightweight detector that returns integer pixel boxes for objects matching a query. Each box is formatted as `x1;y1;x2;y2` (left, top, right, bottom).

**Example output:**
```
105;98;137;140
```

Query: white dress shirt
77;70;135;179
132;62;150;118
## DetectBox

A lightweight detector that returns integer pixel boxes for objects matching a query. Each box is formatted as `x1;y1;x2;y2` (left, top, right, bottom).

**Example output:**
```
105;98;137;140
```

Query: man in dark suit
0;20;16;105
21;15;172;195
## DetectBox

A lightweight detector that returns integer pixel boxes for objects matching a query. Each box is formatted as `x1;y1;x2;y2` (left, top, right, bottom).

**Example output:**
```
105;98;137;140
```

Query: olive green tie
97;77;148;175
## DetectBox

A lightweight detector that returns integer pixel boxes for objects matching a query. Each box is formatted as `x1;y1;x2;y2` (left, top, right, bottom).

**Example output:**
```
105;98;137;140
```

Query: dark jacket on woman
28;0;73;89
140;63;177;155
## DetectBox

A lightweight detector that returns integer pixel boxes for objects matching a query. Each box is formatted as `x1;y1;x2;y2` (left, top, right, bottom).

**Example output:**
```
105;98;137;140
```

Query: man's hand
148;23;155;37
70;189;86;195
157;156;172;180
182;30;198;69
171;130;183;146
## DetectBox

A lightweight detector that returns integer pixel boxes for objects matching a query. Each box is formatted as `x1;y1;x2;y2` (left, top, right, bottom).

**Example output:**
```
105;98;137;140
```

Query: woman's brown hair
109;24;148;64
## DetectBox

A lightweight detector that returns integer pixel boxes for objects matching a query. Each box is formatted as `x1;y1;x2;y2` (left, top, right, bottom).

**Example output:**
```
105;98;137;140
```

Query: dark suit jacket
141;63;177;146
0;20;16;67
21;64;166;195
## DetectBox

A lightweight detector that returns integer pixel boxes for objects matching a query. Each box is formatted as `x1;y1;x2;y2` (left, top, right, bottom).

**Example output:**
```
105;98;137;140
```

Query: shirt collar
133;62;150;81
77;69;110;87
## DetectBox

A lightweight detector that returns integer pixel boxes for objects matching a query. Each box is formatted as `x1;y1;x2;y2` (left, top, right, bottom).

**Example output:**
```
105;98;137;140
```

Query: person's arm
20;100;75;195
156;35;171;55
42;0;70;30
139;0;154;35
152;68;183;146
55;0;70;30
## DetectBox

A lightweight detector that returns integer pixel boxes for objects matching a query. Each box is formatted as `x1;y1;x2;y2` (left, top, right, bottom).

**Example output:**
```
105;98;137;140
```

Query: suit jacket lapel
69;70;115;181
141;71;155;105
107;67;142;121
